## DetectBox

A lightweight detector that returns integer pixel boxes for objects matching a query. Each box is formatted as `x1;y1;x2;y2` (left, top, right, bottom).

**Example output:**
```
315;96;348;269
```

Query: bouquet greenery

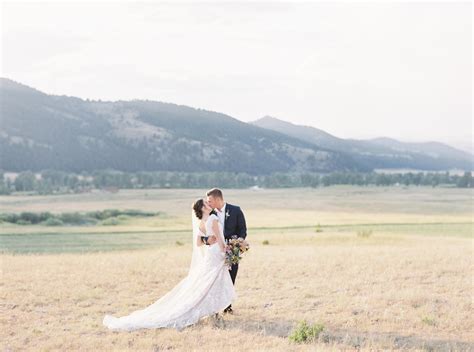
225;236;250;269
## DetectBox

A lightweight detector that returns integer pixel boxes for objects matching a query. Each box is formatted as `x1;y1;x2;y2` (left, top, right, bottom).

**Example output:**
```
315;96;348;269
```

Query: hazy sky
1;1;472;151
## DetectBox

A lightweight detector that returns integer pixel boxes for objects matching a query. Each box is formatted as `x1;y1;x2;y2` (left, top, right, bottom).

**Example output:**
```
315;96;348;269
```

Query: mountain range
251;116;472;172
1;78;472;174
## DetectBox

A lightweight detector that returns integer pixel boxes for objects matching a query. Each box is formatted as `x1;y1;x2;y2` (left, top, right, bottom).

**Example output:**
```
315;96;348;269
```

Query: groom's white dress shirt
216;202;226;226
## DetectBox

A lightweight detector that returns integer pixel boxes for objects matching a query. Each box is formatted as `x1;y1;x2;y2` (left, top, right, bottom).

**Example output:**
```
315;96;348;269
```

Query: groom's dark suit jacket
222;203;247;241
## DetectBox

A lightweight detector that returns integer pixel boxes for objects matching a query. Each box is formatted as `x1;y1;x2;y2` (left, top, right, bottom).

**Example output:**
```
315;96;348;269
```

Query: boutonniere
225;210;230;219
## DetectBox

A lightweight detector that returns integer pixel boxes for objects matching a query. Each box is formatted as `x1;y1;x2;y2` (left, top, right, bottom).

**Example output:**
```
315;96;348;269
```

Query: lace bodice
205;214;224;241
202;214;224;260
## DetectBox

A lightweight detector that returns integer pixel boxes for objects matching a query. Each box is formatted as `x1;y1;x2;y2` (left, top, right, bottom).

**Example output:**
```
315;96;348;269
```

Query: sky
1;1;472;152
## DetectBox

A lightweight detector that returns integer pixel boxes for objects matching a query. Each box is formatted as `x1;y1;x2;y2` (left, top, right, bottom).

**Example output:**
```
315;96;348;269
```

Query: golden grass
1;231;473;351
1;187;473;350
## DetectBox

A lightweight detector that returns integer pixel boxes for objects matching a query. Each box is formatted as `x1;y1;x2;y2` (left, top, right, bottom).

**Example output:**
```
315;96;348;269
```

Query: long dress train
102;214;235;331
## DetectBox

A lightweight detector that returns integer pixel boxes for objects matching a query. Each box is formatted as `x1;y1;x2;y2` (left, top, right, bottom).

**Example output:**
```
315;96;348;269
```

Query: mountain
2;78;470;174
367;137;472;161
0;78;364;174
253;116;346;151
252;116;473;171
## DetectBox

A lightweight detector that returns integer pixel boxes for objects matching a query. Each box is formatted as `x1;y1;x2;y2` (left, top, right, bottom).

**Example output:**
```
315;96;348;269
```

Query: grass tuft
357;229;373;238
288;320;324;343
421;316;436;326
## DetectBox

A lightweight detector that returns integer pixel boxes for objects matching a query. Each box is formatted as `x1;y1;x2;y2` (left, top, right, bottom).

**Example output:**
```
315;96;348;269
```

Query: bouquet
225;235;250;269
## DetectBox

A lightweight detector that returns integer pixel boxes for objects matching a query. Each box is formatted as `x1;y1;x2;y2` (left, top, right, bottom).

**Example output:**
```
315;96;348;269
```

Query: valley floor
1;187;473;351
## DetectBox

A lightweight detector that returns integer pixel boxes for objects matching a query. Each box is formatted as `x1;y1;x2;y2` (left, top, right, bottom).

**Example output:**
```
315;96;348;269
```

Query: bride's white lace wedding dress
102;213;235;331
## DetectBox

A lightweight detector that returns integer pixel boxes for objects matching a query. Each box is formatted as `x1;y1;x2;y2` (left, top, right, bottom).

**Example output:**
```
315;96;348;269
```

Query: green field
1;186;472;253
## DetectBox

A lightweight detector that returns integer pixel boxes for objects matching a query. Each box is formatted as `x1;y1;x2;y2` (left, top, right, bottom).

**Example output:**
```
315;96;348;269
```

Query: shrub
59;212;97;225
16;219;32;225
122;209;157;217
60;212;84;224
17;212;40;224
15;212;54;224
38;212;53;222
87;209;118;220
175;241;184;246
289;320;324;343
42;218;64;226
0;213;19;223
262;240;270;245
101;217;120;226
100;209;121;220
357;229;373;238
86;209;157;220
315;223;323;233
0;209;158;226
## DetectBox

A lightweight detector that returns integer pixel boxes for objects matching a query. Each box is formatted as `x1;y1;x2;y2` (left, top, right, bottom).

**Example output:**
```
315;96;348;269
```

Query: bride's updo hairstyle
192;198;204;219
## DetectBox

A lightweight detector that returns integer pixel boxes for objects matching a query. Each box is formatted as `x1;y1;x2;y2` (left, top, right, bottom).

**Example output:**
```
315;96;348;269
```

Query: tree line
0;169;472;195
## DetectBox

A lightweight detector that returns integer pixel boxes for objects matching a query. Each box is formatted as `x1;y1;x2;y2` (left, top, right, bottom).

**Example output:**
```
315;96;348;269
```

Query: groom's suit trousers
229;263;238;284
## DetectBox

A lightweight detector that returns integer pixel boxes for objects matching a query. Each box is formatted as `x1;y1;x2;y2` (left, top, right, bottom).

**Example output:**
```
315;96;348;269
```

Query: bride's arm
197;234;205;246
212;220;225;252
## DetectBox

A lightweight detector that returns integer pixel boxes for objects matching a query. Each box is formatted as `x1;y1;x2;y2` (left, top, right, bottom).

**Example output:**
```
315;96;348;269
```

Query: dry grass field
1;186;473;351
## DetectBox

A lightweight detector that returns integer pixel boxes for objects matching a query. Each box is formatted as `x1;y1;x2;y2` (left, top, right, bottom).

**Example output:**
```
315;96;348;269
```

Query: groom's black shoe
223;306;233;314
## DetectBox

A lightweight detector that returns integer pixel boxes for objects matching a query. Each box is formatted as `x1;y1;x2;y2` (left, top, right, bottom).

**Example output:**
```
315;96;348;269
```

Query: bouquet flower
225;236;250;269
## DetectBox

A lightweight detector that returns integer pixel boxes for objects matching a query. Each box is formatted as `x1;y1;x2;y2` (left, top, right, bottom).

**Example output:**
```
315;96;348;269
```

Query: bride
102;198;236;331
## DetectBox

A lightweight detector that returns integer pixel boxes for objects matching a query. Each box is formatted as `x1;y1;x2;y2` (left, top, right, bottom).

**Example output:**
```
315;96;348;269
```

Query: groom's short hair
206;188;223;199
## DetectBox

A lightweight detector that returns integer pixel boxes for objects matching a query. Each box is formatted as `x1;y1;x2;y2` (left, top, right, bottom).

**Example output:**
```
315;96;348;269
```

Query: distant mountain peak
252;115;343;148
254;115;313;129
253;115;287;125
257;115;280;122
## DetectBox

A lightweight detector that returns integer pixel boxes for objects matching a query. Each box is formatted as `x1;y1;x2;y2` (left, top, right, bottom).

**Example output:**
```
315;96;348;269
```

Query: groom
205;188;247;314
